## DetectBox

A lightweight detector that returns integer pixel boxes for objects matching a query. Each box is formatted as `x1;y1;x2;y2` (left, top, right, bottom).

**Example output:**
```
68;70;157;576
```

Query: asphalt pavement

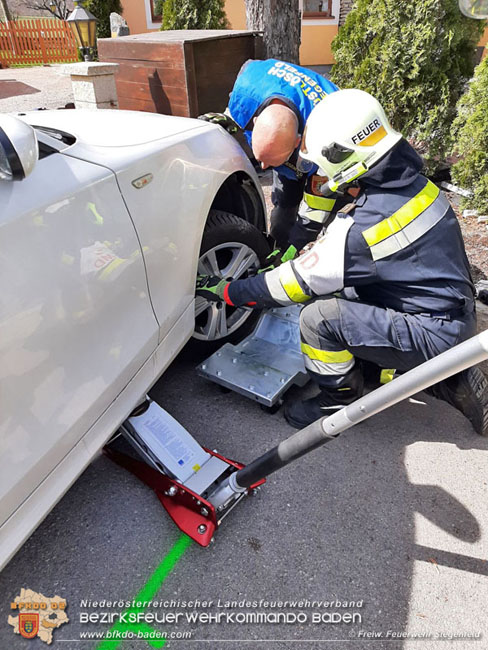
1;340;487;650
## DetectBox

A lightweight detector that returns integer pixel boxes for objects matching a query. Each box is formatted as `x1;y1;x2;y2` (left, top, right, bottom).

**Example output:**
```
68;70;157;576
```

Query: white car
0;110;269;570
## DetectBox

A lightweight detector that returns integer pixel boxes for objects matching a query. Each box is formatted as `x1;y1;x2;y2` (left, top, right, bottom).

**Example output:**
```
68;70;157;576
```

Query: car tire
193;209;270;346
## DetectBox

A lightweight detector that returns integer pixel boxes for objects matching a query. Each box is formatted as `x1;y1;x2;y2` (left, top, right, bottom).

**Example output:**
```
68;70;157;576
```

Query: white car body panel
0;109;265;570
0;300;194;570
113;129;258;340
26;111;262;339
23;109;205;148
0;150;159;528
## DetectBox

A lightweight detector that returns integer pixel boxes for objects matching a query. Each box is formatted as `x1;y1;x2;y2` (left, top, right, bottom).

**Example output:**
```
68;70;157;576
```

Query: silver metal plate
197;305;308;406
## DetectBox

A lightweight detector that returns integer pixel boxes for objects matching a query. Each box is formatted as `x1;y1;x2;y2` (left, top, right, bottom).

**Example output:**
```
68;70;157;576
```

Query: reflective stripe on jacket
227;174;474;314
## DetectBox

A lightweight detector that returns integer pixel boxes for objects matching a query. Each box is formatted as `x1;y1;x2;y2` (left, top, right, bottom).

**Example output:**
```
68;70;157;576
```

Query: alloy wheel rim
194;241;259;341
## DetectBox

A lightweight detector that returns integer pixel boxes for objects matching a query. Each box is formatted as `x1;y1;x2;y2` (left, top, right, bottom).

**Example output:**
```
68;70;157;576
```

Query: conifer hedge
451;55;488;213
331;0;484;170
85;0;123;40
161;0;229;30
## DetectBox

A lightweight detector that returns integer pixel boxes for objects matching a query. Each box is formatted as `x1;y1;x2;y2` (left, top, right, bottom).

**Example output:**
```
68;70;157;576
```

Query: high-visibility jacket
228;59;338;180
226;139;475;316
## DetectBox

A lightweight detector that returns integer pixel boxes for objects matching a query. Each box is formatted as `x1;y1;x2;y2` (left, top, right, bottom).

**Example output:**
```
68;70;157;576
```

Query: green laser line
96;533;192;650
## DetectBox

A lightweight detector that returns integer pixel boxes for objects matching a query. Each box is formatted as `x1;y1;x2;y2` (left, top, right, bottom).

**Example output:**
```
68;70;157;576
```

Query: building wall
121;0;160;33
225;0;246;29
300;0;340;65
120;1;488;67
299;24;338;64
224;0;339;65
120;0;247;33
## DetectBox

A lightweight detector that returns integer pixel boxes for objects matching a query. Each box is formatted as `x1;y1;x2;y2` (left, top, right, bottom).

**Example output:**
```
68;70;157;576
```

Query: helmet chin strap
320;160;369;195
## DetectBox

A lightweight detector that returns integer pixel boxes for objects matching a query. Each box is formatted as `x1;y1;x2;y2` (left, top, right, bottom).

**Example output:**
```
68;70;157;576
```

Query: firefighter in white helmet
197;89;488;435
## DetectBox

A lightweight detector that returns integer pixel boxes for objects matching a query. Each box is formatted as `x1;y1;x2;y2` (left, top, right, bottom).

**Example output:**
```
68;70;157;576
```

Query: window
150;0;163;22
303;0;333;18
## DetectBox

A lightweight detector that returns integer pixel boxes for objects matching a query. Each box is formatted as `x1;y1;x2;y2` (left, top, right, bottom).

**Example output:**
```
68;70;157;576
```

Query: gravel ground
449;195;488;283
0;65;73;113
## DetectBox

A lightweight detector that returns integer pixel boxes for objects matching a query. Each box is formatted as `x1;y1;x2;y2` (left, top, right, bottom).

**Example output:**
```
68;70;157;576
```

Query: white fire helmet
298;89;402;192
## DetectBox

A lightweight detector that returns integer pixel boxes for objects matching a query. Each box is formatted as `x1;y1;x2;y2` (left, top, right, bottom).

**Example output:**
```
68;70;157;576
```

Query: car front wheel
194;210;270;343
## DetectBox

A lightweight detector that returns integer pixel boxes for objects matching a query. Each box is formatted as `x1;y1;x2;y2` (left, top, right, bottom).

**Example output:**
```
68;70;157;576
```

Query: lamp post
67;0;97;62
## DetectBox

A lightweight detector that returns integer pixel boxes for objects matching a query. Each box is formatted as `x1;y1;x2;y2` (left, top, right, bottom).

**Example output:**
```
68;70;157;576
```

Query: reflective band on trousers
361;181;447;261
301;342;353;363
303;193;336;211
264;262;311;305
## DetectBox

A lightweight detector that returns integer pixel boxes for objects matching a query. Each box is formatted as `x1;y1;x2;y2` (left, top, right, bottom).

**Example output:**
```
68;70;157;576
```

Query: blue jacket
227;140;475;318
228;59;338;180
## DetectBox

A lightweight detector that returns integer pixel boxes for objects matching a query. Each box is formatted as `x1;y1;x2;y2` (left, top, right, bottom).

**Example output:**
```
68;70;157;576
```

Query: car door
0;138;159;528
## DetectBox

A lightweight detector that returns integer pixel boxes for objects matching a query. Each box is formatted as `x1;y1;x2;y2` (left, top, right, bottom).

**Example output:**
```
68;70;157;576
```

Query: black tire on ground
193;210;270;347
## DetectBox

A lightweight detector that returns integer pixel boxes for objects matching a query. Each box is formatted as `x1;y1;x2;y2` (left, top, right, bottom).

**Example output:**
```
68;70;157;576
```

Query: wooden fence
0;18;79;67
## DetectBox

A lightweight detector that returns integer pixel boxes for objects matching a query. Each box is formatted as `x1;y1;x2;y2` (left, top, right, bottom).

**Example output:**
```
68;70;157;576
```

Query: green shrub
451;55;488;213
161;0;228;30
331;0;484;171
85;0;123;40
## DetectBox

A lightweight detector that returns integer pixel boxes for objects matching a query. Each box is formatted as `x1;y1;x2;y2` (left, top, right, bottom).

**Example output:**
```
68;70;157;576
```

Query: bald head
252;103;300;170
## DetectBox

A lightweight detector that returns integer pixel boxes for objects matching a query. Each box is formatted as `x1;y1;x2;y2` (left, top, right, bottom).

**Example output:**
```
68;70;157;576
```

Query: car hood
18;109;205;147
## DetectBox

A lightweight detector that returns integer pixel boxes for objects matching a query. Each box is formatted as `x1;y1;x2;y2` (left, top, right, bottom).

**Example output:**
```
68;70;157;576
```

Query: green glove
196;275;229;302
197;112;239;134
258;245;297;274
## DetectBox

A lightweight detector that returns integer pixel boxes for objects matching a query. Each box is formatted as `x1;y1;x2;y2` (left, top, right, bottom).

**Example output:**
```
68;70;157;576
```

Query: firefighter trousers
299;296;477;387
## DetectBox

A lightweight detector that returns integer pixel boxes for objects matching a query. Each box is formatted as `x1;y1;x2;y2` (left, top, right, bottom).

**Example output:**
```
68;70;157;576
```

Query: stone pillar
60;62;119;110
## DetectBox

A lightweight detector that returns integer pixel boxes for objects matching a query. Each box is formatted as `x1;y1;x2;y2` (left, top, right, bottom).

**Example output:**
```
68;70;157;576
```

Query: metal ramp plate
197;305;308;406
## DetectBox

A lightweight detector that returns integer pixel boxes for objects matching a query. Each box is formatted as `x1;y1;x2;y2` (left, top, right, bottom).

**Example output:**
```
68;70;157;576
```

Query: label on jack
129;402;211;483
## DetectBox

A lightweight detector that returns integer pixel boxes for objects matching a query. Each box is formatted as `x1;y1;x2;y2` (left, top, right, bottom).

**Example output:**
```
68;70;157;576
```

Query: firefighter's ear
295;135;301;149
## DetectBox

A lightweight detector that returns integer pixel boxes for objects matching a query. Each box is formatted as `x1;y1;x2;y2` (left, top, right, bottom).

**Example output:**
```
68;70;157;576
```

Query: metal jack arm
210;330;488;504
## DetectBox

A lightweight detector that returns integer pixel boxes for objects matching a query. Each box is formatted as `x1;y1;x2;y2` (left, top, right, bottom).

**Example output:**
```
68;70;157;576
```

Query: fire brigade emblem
8;589;69;644
19;613;39;639
310;174;328;195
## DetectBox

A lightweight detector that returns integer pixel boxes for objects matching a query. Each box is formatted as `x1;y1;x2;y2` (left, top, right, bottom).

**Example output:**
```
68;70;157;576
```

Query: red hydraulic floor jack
106;329;488;547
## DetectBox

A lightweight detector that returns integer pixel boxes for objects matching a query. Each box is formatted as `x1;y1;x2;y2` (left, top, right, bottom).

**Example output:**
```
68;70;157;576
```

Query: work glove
197;112;239;134
258;245;297;274
196;275;229;302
